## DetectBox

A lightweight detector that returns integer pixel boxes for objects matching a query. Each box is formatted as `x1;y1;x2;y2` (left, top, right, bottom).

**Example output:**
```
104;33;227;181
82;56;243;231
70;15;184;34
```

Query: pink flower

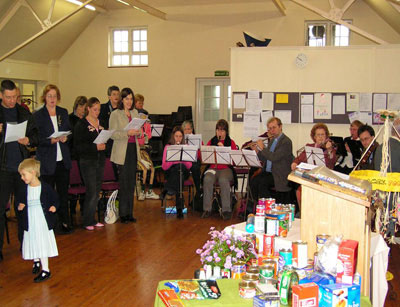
215;257;221;263
196;249;202;254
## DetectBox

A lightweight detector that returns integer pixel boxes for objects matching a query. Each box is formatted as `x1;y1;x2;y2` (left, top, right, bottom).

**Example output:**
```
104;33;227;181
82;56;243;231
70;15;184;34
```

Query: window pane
204;98;220;109
114;42;121;52
212;111;220;121
121;30;128;41
114;31;121;42
141;30;147;40
141;55;148;65
140;41;147;52
121;55;129;65
204;85;220;98
113;55;121;65
132;55;140;65
133;42;140;52
133;30;140;41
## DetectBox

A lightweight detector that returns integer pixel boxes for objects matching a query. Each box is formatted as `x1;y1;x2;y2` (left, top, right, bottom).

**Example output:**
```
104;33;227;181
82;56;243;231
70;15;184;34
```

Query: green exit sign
214;70;229;76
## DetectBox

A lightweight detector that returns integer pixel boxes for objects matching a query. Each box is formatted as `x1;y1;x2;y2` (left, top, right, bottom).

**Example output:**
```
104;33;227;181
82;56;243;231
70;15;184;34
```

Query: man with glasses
356;125;378;170
0;80;38;261
249;117;294;212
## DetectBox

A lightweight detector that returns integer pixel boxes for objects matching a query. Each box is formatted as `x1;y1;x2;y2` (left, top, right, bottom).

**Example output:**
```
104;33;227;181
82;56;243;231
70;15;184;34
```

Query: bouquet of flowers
196;227;257;270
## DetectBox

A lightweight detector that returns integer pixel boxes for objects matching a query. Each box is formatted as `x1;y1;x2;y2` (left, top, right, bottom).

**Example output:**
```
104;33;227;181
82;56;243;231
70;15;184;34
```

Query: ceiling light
65;0;96;11
116;0;130;6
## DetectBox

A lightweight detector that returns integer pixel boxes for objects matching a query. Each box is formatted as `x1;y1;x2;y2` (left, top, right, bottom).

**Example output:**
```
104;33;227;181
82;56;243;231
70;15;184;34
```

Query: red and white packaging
292;282;318;307
336;239;359;284
263;234;274;256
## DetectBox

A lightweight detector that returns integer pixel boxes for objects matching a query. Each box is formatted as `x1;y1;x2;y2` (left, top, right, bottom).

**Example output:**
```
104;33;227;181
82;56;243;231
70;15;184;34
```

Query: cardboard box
319;283;360;307
157;289;185;307
292;282;318;307
336;240;358;285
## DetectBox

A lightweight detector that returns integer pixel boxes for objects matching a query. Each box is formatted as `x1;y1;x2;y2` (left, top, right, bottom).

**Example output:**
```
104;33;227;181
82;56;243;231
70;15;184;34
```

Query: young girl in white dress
17;158;59;283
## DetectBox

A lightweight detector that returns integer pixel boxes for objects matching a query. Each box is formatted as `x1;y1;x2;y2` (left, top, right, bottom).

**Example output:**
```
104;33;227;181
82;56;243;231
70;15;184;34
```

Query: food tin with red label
292;240;308;269
239;281;256;298
263;234;275;256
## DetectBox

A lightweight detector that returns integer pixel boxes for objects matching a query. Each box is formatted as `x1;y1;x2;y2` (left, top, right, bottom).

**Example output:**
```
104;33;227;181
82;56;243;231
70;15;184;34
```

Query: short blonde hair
18;158;41;177
134;93;144;102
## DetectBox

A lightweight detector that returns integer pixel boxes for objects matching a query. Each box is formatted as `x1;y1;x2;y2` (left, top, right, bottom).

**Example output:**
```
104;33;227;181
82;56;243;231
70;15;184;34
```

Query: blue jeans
80;156;105;227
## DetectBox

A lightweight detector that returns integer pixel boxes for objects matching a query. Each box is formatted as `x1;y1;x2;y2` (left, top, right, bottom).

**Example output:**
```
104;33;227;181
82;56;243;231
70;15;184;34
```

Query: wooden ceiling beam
272;0;286;16
290;0;388;45
117;0;167;20
0;0;22;32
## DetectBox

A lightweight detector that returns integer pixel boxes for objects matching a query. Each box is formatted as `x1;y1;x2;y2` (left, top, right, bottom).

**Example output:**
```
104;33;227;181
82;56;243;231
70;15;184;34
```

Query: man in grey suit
249;117;294;212
374;118;400;173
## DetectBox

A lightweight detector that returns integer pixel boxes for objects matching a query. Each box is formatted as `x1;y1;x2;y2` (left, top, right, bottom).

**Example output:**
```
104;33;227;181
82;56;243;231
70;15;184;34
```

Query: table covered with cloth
154;279;371;306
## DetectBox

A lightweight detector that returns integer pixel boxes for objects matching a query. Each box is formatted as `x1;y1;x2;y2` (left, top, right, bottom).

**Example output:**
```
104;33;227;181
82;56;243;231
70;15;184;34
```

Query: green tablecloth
154;279;372;307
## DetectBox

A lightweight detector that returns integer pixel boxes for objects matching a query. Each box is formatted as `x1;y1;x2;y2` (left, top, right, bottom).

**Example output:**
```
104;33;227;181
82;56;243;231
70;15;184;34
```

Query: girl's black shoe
32;261;41;274
34;270;51;283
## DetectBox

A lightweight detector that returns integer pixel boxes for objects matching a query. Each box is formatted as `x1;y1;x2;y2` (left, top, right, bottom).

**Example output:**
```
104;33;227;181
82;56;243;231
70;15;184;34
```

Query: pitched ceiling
0;0;399;64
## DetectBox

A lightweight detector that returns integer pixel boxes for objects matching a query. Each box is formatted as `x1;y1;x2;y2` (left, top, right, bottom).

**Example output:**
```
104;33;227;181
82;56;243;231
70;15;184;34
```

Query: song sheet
5;121;27;143
186;134;202;149
123;118;146;131
181;145;198;162
242;149;262;168
166;145;182;162
229;150;247;167
305;146;325;166
48;131;71;139
93;130;115;144
200;146;216;164
215;146;231;165
151;124;164;137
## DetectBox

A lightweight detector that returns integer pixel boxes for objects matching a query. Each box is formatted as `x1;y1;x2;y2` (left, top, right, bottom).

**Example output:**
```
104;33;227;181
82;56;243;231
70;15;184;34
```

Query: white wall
230;45;400;153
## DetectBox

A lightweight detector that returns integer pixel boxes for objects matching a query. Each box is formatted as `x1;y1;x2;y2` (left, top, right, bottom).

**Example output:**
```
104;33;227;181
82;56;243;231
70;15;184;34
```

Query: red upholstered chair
99;158;120;220
68;160;86;226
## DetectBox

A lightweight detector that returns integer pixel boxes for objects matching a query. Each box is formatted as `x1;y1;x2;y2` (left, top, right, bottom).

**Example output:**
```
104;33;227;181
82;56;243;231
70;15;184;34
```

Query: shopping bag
104;190;119;224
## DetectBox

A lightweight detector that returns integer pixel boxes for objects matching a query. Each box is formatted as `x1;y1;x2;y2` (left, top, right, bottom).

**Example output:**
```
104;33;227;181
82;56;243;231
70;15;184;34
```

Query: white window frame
108;27;148;67
305;20;352;47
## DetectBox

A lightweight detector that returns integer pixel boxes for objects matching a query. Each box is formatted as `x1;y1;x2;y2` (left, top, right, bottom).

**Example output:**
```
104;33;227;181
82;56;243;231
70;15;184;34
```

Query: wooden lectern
288;173;371;296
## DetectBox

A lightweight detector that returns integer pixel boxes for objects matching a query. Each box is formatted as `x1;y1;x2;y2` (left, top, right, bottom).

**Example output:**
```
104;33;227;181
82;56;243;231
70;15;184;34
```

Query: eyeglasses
46;95;58;99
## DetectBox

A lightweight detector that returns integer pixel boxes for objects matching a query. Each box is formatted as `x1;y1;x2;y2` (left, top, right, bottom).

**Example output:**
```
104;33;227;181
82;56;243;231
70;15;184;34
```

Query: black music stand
165;145;197;215
304;146;326;167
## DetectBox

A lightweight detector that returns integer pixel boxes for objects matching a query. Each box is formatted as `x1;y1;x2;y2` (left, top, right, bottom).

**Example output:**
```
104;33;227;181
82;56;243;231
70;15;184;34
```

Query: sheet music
48;131;71;139
242;149;262;168
215;146;231;165
200;146;216;164
305;146;325;166
166;145;183;162
229;150;247;167
5;121;27;143
151;124;164;137
93;130;115;144
186;134;202;149
124;118;146;131
181;145;198;162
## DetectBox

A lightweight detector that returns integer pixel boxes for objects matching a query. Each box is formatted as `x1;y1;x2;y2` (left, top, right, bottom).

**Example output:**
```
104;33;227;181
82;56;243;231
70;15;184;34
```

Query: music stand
166;145;197;215
151;124;164;138
186;134;202;149
305;146;326;167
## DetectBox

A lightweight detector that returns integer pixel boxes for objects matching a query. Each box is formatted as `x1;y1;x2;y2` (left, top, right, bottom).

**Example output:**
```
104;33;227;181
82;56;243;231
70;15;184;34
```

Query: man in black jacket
0;80;38;261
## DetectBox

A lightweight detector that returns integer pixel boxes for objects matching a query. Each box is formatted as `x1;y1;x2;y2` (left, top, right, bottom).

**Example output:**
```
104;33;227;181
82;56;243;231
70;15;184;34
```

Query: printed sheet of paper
229;150;247;167
151;124;164;137
348;112;360;123
200;146;216;164
301;105;313;123
246;98;262;113
93;130;115;144
274;110;292;124
276;94;289;104
166;145;182;162
233;93;246;109
244;112;260;137
346;93;359;112
124;118;146;131
332;95;345;114
373;112;384;125
181;145;198;162
359;112;372;125
305;146;325;166
301;94;313;105
242;149;262;168
247;90;260;99
261;110;273;126
215;146;231;165
388;93;400;111
5;121;27;143
48;131;71;139
314;93;332;119
359;93;372;112
186;134;202;149
261;92;274;110
373;93;387;112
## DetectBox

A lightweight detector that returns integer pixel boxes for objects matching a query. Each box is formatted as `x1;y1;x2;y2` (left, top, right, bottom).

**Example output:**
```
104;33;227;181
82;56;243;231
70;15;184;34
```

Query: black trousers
190;160;202;194
80;156;105;227
165;164;189;209
117;143;137;218
0;170;24;251
41;161;70;227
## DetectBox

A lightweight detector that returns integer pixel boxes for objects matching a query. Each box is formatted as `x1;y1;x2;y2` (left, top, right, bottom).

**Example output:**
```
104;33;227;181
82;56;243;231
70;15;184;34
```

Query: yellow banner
350;170;400;192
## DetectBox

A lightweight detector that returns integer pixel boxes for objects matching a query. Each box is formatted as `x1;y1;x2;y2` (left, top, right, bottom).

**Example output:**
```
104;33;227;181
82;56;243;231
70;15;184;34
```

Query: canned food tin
245;271;259;281
221;268;231;278
256;204;265;216
263;234;274;256
289;204;295;221
282;208;292;229
266;218;278;236
247;266;260;274
246;234;257;252
254;215;265;233
258;198;267;208
262;258;278;278
316;234;330;252
259;265;274;279
239;281;256;299
265;198;275;210
292;240;308;269
242;273;259;284
232;261;247;279
294;265;313;280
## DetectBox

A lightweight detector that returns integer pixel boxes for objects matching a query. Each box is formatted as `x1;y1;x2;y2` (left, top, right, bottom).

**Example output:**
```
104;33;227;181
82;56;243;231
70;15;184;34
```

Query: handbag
104;190;119;224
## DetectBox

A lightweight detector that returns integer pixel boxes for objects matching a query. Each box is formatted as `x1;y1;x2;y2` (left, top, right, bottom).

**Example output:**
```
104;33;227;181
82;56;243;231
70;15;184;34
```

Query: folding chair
68;160;86;226
100;158;120;221
161;179;193;216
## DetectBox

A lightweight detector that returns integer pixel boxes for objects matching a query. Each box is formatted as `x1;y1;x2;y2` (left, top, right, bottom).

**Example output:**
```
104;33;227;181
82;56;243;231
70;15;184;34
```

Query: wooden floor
0;192;399;306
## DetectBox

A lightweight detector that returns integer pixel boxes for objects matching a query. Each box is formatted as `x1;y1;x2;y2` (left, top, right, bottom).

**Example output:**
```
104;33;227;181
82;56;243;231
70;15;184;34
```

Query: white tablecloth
225;219;389;307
